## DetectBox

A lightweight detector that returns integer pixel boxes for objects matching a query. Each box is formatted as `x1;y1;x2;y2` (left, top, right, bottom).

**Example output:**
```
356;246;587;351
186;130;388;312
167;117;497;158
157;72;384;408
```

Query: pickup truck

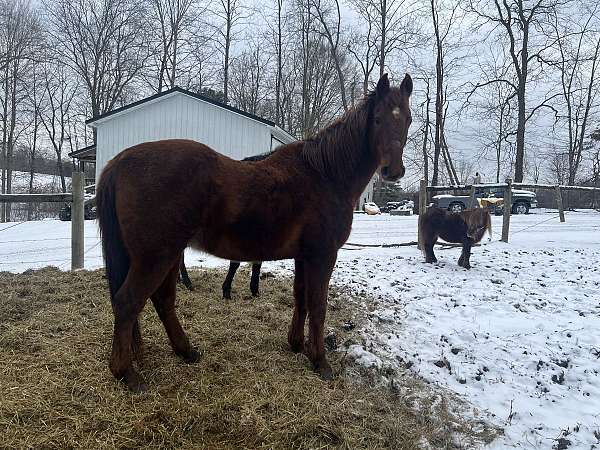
431;186;538;214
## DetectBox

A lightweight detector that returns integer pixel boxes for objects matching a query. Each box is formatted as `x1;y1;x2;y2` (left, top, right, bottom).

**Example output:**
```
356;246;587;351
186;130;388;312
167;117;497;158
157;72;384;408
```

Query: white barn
70;87;374;209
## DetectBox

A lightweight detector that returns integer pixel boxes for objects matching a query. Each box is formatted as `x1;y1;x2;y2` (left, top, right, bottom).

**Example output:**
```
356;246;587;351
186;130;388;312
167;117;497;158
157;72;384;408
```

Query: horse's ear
400;73;413;96
376;74;390;97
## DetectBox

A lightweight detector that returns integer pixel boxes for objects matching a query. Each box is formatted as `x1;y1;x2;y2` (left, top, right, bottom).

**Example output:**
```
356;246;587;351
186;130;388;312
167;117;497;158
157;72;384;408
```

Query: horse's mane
302;92;376;180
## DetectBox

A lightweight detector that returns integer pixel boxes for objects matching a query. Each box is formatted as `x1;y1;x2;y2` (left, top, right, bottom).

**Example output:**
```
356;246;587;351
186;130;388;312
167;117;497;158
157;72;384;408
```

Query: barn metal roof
86;87;277;128
68;144;96;162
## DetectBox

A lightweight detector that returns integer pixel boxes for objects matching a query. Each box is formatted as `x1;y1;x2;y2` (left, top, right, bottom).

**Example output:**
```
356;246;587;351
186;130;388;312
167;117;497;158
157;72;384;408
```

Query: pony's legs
424;235;438;263
458;240;472;269
151;259;200;362
222;261;241;299
179;257;194;291
288;259;306;353
250;262;262;297
304;254;336;380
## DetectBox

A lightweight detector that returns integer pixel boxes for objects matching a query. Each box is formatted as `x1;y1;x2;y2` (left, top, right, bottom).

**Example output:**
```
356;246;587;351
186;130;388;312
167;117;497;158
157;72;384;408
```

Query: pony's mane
302;92;376;180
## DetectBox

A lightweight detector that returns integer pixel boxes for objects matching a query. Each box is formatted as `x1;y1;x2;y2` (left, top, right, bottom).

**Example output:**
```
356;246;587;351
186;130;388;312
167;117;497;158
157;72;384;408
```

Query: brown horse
419;207;492;269
96;73;413;392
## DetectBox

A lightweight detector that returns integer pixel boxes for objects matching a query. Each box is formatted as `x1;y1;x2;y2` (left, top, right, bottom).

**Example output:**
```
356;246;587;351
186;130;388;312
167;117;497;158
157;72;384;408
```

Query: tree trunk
421;82;431;185
379;0;386;78
514;85;526;183
275;0;282;125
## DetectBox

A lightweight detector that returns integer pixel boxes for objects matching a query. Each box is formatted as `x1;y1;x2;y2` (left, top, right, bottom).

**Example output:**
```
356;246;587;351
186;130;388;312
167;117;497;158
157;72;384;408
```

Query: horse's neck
345;146;379;204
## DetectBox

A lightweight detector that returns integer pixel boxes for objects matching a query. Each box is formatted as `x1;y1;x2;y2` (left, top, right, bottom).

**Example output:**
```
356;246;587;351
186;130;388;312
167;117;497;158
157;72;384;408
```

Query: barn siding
95;93;276;180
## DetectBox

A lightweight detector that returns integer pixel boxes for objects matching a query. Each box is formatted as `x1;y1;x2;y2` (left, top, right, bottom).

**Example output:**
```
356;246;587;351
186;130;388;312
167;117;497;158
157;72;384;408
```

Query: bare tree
229;41;270;115
39;63;78;193
310;0;348;111
0;0;41;221
348;0;420;93
347;3;379;97
210;0;251;104
148;0;201;92
466;0;560;183
45;0;150;118
430;0;459;185
548;6;600;185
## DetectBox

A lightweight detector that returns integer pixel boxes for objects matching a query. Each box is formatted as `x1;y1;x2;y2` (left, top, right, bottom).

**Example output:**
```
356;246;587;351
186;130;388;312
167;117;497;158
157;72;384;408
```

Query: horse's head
466;208;492;242
370;73;413;182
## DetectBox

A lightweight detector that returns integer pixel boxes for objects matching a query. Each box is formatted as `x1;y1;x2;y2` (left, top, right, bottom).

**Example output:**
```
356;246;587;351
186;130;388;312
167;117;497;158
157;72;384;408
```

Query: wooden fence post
501;178;512;243
418;179;427;250
71;171;85;270
555;185;565;223
468;185;477;209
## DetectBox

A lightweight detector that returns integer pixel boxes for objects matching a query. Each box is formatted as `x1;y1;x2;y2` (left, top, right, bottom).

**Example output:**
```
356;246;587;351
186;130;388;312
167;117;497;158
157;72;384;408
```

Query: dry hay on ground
0;266;494;449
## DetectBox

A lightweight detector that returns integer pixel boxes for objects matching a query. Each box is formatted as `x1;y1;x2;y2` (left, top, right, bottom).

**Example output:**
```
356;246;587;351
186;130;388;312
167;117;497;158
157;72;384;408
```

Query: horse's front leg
288;259;306;353
459;239;473;269
304;253;337;380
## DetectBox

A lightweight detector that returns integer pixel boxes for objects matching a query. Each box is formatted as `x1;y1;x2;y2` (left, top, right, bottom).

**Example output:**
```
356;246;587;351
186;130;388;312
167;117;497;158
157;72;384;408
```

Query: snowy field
10;170;68;192
0;209;598;449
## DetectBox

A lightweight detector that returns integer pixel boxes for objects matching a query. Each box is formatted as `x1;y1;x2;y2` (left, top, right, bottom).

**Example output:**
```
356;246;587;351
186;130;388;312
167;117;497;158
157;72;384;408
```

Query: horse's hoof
289;341;304;353
251;291;259;297
314;362;334;381
222;292;232;300
123;369;148;393
182;348;202;364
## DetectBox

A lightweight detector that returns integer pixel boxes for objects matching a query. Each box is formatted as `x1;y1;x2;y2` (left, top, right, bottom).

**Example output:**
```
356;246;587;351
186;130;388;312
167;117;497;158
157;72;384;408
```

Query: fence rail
0;172;85;270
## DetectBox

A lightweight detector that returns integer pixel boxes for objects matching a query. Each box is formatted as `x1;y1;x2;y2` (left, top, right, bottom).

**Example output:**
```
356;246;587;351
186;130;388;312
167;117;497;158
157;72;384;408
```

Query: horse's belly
438;229;464;244
189;225;301;262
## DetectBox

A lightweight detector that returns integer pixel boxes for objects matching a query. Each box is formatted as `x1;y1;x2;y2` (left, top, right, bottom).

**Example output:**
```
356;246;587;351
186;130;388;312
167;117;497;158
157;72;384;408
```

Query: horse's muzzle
381;164;405;182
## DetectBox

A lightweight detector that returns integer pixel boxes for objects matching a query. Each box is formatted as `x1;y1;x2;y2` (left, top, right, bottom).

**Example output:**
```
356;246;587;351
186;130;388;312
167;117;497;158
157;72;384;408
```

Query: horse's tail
96;163;129;302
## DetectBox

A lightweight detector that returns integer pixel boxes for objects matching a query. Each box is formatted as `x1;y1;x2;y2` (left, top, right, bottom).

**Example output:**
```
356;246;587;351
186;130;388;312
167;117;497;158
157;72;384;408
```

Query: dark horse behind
179;151;271;297
96;73;413;392
419;207;492;269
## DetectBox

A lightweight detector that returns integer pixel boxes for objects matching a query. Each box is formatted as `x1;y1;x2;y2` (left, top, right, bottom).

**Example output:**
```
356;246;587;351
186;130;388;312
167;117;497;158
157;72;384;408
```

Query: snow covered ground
0;209;598;449
10;170;69;192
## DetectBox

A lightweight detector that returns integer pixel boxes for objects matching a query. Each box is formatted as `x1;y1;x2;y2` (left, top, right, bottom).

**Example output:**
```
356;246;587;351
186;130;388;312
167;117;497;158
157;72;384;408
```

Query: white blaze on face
392;107;401;119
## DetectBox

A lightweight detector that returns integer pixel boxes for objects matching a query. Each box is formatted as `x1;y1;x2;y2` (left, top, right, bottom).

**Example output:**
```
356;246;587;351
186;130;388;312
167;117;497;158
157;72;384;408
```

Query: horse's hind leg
110;275;156;392
222;261;240;299
179;258;194;291
151;260;200;363
250;262;262;297
304;253;337;380
288;259;306;353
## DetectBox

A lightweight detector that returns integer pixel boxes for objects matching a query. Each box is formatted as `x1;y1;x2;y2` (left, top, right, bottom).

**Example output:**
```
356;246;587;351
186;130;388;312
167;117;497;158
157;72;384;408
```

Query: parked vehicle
363;202;381;215
58;194;97;221
381;200;413;213
431;186;537;214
